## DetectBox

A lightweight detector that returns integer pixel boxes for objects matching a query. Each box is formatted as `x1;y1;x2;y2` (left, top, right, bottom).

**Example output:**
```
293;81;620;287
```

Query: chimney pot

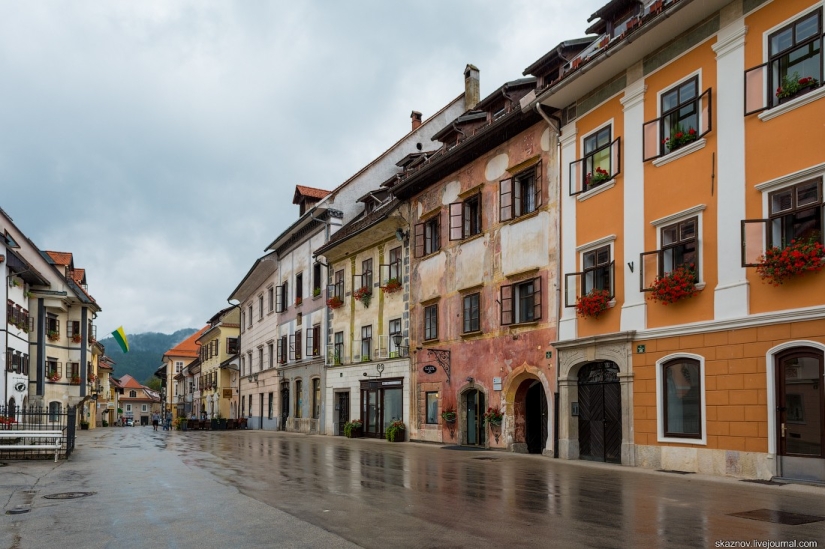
464;64;480;111
410;111;422;131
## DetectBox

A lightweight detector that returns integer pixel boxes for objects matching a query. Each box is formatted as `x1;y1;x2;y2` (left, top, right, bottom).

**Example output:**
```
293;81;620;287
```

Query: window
389;318;402;357
381;246;403;286
126;404;132;412
641;217;698;290
333;332;344;365
295;272;303;303
361;326;372;361
425;392;439;424
569;127;621;195
501;278;542;325
142;404;147;413
275;283;288;313
277;336;287;364
48;401;62;422
313;263;322;296
308;325;320;357
258;347;264;373
227;337;239;355
643;78;711;161
424;304;438;341
268;286;274;312
660;357;703;440
247;352;253;376
566;245;615;307
361;259;373;290
241;355;246;376
248;394;253;418
312;378;321;420
329;270;344;301
67;320;80;340
463;293;480;333
294;331;302;360
248;305;253;327
242;394;246;417
449;194;482;240
268;343;274;369
500;162;542;221
241;311;245;332
295;379;303;418
175;361;183;374
259;295;264;319
46;315;59;339
414;215;441;257
743;179;824;266
268;392;273;419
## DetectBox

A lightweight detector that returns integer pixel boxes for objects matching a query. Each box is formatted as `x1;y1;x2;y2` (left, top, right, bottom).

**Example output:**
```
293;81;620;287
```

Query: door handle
781;423;786;438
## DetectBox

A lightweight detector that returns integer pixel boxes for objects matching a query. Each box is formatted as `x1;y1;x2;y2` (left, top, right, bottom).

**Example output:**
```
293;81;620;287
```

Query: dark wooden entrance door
336;392;349;436
578;362;621;463
776;348;825;481
465;389;485;446
526;382;548;454
280;383;290;431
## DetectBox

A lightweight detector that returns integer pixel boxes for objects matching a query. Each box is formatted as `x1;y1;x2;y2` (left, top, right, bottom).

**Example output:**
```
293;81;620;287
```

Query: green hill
98;328;198;385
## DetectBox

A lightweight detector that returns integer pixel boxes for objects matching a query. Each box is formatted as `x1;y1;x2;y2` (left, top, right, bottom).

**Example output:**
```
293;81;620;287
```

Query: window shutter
642;118;662;162
275;285;284;313
569;157;586;196
500;284;513;325
741;219;770;267
378;264;390;286
610;137;622;179
608;260;616;299
288;335;295;360
499;178;513;221
433;214;441;252
744;63;769;116
513;177;522;217
414;222;425;258
276;339;283;364
449;202;464;240
564;272;584;308
534;161;543;208
698;88;712;139
533;277;542;321
640;250;662;291
306;328;314;357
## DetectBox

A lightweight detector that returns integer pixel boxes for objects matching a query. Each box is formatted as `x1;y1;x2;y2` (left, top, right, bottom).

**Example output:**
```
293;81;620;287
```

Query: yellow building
197;307;240;419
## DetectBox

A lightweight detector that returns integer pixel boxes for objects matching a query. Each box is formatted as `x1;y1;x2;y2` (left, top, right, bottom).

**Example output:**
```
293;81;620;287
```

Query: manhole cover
6;508;30;515
657;469;694;475
43;492;96;500
729;509;825;525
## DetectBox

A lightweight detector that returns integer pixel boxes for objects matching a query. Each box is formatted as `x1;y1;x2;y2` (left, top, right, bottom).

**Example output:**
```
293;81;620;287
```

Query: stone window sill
652;139;706;168
577;180;615;202
759;86;825;122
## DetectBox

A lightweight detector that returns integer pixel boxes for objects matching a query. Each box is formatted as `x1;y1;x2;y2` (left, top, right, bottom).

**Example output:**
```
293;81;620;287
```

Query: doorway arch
577;361;621;463
512;380;548;454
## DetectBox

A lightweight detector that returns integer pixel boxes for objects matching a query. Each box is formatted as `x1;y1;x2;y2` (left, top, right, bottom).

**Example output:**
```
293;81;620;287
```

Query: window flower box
756;236;825;286
663;127;698;153
776;73;819;105
585;167;611;191
47;331;60;342
70;376;81;385
71;334;82;344
47;371;61;382
382;278;402;295
483;407;503;427
312;287;321;298
353;286;372;308
647;264;698;305
294;297;302;306
326;296;343;310
576;289;611;319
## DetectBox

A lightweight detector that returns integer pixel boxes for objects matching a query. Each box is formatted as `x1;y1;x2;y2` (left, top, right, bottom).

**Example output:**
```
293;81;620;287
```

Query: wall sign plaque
422;365;437;374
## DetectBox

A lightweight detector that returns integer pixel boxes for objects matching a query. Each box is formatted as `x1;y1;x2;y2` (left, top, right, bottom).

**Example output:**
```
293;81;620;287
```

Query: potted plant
382;278;402;295
441;409;457;423
313;287;321;298
756;235;825;286
776;72;819;104
295;296;303;306
88;373;97;383
576;289;611;318
47;330;60;342
385;420;405;442
353;286;372;308
344;419;363;438
102;420;109;427
71;333;82;344
662;126;698;153
326;295;344;309
80;420;89;430
0;415;18;429
483;407;504;427
70;375;81;385
585;167;611;190
648;264;698;305
47;370;61;382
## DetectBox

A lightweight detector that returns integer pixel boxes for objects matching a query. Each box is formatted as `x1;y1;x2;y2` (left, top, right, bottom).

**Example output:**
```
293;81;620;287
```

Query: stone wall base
635;445;774;480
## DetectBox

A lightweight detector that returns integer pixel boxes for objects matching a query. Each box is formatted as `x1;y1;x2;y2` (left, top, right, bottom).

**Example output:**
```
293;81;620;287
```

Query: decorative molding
651;139;706;167
754;161;825;192
655;352;707;446
576;180;616;202
620;83;647;111
758;86;825;122
560;125;578;148
712;23;748;59
576;234;617;253
650;204;706;227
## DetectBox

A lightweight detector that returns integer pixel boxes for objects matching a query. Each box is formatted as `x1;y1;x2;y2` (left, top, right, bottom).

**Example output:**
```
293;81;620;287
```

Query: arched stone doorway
462;387;486;446
512;379;548;454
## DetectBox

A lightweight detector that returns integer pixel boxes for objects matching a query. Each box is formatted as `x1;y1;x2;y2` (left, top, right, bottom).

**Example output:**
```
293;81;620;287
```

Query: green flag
112;326;129;353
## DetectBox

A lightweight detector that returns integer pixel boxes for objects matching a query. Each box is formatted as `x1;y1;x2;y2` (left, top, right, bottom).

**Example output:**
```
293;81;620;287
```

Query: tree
143;377;162;391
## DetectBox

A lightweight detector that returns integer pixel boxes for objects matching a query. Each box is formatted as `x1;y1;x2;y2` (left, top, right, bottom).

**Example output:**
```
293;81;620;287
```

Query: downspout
3;270;9;409
227;298;242;423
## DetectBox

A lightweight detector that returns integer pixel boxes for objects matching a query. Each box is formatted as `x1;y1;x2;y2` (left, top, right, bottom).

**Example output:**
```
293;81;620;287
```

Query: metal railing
0;405;76;460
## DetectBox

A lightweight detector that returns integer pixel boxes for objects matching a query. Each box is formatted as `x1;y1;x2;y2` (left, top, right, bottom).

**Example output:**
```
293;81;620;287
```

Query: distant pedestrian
152;413;160;431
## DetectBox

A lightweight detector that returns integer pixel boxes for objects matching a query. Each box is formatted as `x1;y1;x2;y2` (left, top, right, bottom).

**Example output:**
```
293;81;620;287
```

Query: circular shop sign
422;365;437;374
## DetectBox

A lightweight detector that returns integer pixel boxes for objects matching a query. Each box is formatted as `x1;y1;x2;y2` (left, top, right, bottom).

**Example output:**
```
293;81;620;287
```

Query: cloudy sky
1;0;603;337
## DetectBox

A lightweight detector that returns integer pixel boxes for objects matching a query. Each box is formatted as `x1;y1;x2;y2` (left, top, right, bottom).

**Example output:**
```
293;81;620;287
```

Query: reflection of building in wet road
3;428;823;548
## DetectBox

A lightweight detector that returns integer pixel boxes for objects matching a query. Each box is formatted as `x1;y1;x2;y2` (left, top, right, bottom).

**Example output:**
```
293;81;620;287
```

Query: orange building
525;0;825;481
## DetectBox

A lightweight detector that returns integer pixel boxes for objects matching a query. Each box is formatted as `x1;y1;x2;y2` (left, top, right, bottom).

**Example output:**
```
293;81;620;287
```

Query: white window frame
576;234;617;303
126;404;132;412
655;352;707;445
142;404;148;413
650;204;706;288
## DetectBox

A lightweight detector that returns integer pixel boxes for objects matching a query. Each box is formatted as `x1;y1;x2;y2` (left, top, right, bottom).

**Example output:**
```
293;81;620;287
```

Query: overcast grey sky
1;1;603;337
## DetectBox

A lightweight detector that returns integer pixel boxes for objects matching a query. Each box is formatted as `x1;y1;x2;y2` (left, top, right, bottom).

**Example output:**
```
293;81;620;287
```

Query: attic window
493;105;508;121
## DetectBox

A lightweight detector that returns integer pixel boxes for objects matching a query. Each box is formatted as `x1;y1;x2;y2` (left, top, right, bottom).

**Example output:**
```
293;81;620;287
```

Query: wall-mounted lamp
395;228;409;243
466;376;474;384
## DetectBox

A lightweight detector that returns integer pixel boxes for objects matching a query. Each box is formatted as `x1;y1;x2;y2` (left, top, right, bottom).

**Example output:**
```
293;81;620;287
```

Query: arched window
129;390;137;398
662;358;702;439
48;401;62;422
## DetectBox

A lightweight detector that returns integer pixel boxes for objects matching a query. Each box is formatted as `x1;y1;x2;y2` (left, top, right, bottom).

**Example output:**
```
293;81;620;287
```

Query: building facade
196;307;240;420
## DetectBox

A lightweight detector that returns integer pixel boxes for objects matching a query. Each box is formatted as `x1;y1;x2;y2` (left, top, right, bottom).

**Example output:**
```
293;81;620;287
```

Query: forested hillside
98;328;198;385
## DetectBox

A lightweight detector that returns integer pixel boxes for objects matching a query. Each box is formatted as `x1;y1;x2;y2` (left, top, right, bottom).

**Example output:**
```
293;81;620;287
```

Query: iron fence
0;404;77;460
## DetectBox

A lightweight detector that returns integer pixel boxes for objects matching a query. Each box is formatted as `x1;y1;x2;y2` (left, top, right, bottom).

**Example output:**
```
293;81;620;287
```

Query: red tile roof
45;251;73;266
164;326;210;359
71;268;85;284
293;185;330;204
117;374;144;389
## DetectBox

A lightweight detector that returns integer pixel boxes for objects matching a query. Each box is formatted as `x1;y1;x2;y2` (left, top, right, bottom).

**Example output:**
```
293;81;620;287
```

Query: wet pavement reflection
169;431;823;548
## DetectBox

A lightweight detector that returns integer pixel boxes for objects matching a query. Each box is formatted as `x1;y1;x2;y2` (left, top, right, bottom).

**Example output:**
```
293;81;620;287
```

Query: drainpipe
226;298;242;424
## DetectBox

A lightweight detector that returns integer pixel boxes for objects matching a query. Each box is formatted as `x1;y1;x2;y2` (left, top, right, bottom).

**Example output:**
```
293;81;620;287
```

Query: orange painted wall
643;41;718;328
574;96;625;337
744;0;825;313
633;318;825;452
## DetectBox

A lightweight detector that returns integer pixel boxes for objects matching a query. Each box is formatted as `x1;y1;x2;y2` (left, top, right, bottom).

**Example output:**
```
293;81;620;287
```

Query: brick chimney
464;64;480;111
411;111;422;131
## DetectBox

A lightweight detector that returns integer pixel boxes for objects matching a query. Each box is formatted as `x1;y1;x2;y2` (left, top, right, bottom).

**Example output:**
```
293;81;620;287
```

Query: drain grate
6;508;30;515
43;492;96;500
729;509;825;525
658;469;694;475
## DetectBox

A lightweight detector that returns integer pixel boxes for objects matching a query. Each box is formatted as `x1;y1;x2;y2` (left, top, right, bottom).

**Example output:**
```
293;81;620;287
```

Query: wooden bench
0;430;63;462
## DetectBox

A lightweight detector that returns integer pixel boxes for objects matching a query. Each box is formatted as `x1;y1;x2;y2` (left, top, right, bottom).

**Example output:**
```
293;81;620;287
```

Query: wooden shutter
569;157;586;196
744;63;769;116
414;222;425;257
534;161;543;208
288;334;295;360
276;338;284;364
433;214;441;252
741;219;770;267
564;272;583;308
642;118;662;162
499;178;513;221
610;137;621;179
640;250;661;291
532;277;542;321
275;285;284;312
378;264;391;286
449;202;464;240
306;327;314;357
608;260;616;299
513;176;522;217
698;88;712;139
500;284;513;325
295;332;302;359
